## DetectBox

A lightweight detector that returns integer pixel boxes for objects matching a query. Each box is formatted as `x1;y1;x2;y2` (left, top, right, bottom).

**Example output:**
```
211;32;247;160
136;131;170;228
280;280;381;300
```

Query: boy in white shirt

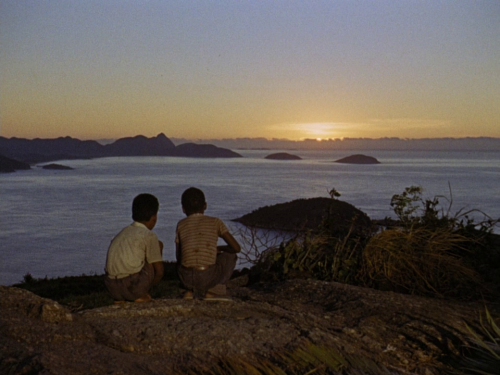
105;193;164;303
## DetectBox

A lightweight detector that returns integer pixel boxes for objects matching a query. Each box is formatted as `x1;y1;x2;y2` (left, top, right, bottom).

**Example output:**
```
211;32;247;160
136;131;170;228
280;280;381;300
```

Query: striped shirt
175;214;228;268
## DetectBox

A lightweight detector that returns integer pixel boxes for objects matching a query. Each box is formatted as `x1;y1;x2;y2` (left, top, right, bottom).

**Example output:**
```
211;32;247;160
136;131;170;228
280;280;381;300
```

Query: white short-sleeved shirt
105;222;162;278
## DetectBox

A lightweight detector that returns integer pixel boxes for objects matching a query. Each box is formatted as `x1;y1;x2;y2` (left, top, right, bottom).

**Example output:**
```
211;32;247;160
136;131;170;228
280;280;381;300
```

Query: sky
1;0;499;141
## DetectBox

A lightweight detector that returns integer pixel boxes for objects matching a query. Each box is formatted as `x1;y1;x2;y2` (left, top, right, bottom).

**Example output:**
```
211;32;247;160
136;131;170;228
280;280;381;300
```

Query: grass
362;226;484;298
461;308;500;375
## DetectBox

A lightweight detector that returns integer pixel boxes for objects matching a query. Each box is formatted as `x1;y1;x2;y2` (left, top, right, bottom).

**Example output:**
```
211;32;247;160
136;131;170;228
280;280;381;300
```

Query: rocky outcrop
233;197;371;232
0;154;31;173
334;154;380;164
264;152;302;160
0;280;491;374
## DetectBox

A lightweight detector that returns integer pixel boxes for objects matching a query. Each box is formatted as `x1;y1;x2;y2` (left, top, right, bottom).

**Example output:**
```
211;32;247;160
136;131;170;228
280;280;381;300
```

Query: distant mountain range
171;136;500;151
0;133;242;172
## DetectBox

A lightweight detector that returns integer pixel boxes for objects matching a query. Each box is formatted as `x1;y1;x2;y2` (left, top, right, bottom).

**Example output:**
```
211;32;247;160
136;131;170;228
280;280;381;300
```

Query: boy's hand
220;232;241;253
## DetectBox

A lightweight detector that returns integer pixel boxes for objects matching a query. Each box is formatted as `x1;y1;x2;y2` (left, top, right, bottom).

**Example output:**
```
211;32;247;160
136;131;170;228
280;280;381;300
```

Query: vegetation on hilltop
242;185;500;301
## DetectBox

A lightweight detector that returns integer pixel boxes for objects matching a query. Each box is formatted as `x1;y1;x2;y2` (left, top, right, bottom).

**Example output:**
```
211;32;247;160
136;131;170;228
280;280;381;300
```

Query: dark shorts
178;252;237;294
105;263;155;301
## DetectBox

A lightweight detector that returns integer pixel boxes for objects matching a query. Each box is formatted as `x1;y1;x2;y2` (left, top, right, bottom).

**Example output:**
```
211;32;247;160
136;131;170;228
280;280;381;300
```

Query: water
1;150;499;286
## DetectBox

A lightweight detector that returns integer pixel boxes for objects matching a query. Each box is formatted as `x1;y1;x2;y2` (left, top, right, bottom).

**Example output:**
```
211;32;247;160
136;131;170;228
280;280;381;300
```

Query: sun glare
294;122;339;139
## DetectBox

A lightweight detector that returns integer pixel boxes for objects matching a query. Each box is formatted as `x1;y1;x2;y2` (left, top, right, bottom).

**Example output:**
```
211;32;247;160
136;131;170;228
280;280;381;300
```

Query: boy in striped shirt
176;187;241;300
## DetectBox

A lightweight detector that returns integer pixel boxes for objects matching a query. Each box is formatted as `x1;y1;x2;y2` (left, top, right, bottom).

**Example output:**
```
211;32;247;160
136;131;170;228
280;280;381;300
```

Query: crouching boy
105;193;164;303
176;187;241;300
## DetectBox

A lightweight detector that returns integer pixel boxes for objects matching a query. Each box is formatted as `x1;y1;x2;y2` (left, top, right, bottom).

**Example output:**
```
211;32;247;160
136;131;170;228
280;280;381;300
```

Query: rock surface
264;152;302;160
335;154;381;164
0;280;494;374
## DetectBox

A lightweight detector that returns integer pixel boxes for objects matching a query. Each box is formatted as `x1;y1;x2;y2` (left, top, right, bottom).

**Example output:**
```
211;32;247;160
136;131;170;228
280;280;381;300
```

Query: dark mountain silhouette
0;133;242;165
173;143;242;158
0;154;31;173
104;133;175;156
0;136;105;162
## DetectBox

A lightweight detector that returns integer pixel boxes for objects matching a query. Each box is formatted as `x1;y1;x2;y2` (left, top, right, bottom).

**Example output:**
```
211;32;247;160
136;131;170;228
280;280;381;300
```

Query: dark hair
181;187;206;215
132;193;159;222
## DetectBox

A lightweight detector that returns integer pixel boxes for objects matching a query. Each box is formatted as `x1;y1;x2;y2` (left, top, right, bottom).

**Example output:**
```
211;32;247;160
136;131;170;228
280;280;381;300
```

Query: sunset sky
1;0;499;141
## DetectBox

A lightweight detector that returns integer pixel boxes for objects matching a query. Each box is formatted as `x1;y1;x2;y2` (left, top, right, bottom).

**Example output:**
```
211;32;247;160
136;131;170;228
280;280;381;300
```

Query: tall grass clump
460;308;500;374
362;226;480;297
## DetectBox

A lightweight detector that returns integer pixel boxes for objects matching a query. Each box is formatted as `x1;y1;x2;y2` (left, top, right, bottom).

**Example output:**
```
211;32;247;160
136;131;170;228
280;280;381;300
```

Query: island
334;154;380;164
41;163;74;170
264;152;302;160
233;197;371;233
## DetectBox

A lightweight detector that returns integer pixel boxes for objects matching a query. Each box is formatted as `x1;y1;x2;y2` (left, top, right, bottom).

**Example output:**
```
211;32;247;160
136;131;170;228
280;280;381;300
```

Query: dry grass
363;226;483;298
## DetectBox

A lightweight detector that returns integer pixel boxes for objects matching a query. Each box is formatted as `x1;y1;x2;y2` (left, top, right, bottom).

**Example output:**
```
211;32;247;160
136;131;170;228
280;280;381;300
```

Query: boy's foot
183;291;194;300
134;294;152;303
204;292;233;302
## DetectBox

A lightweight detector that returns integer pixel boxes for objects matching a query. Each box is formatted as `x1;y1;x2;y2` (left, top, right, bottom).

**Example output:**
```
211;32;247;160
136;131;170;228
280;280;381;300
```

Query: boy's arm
159;240;164;256
218;232;241;253
151;261;164;285
175;242;182;263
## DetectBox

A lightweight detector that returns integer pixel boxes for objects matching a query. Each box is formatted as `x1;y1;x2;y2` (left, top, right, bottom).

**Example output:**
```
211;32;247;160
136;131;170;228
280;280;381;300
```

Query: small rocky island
233;197;371;233
41;163;74;170
334;154;380;164
264;152;302;160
